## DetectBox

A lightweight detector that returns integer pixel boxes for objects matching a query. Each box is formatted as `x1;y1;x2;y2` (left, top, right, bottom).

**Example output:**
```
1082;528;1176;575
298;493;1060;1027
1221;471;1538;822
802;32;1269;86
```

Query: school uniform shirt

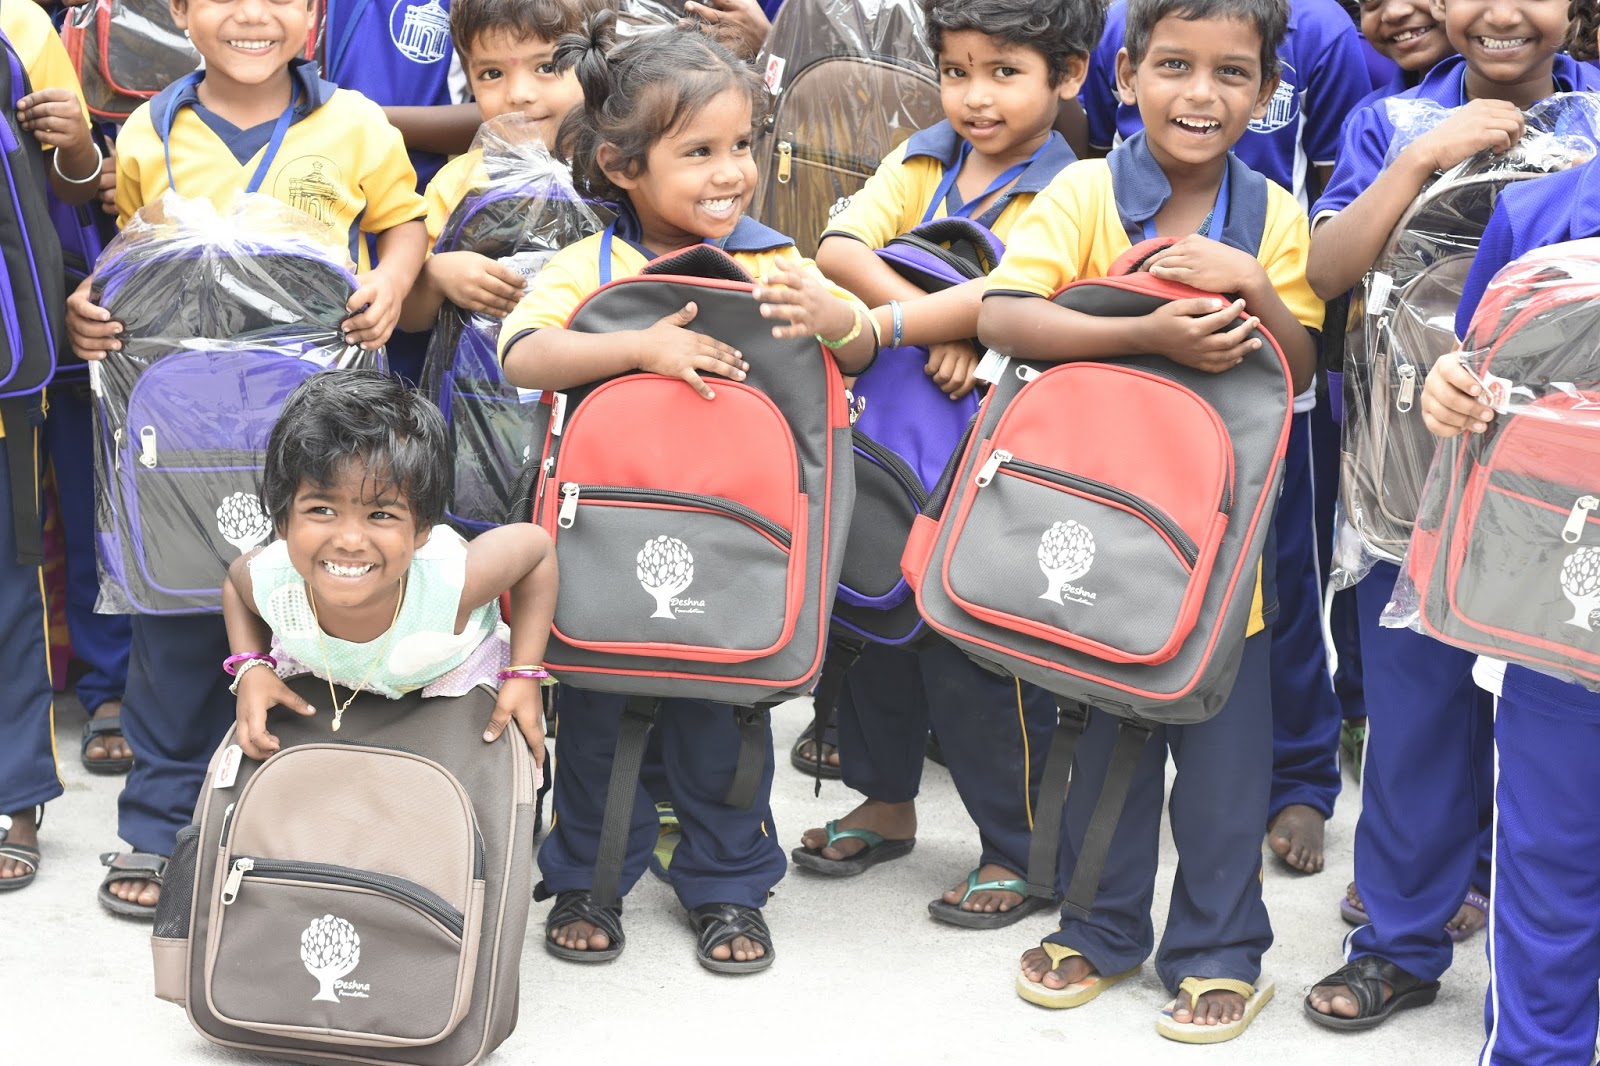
1080;0;1370;205
320;0;458;189
1312;52;1600;225
821;121;1077;247
983;134;1325;636
113;59;426;271
422;148;485;246
1;0;86;115
498;211;857;355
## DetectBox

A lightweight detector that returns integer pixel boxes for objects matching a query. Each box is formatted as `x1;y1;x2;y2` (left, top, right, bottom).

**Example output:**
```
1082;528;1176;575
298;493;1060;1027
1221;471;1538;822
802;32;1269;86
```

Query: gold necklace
307;576;407;732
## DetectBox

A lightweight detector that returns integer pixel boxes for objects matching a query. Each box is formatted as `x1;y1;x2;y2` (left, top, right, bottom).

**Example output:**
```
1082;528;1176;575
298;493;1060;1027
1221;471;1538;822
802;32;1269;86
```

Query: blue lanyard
919;140;1046;225
326;0;377;79
159;74;301;196
1141;163;1230;242
598;220;730;285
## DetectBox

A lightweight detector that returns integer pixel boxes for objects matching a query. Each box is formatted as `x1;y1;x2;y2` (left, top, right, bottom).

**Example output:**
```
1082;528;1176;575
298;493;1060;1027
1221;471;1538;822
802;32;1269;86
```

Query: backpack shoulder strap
1217;154;1270;259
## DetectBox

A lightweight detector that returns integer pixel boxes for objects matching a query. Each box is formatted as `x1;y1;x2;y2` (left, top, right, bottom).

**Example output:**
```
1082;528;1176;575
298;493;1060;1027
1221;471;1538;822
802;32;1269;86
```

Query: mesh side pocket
152;824;201;940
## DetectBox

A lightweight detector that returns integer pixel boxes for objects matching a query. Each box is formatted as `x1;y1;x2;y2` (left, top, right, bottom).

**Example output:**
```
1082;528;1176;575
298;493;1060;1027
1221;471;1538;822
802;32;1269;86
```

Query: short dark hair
922;0;1105;86
554;10;768;201
451;0;613;62
262;371;449;533
1124;0;1287;81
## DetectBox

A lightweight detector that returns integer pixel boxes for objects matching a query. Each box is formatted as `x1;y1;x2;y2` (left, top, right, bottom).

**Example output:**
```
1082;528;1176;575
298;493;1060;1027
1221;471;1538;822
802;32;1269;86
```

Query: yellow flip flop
1015;943;1139;1009
1156;976;1275;1044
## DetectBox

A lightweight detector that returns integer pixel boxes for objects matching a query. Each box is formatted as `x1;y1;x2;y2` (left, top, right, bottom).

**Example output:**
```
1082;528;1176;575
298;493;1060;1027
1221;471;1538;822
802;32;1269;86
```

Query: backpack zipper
220;856;466;939
556;483;791;547
974;451;1202;567
852;430;931;511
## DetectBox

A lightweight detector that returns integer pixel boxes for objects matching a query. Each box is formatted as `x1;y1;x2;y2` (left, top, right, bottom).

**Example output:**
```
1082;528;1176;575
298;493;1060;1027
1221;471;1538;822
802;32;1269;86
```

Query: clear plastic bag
751;0;945;256
418;115;604;537
1334;93;1600;588
89;191;376;615
1382;237;1600;692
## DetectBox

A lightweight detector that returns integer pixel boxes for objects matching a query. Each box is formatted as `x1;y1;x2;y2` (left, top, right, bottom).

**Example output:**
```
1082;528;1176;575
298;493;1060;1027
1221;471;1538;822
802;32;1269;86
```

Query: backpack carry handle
895;217;1006;274
640;244;755;284
1109;237;1179;277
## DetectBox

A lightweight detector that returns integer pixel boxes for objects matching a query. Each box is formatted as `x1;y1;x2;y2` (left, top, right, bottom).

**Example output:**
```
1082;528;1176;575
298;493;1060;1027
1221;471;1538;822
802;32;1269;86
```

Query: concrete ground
2;693;1490;1065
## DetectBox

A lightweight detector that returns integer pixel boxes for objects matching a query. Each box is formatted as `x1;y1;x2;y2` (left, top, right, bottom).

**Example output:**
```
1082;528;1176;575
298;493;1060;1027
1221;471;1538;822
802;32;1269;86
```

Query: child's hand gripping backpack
900;166;1292;916
1391;238;1600;691
1338;93;1600;582
150;679;538;1066
750;0;944;257
531;241;853;905
418;118;604;537
89;192;374;615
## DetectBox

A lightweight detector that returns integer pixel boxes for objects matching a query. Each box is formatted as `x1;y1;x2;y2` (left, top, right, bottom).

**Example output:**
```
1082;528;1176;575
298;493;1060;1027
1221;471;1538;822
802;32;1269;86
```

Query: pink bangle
224;652;277;676
497;667;551;681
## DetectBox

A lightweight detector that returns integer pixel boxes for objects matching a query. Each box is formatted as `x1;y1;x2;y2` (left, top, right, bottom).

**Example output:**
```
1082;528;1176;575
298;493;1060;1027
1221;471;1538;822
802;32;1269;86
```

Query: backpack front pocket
941;363;1232;664
545;376;805;661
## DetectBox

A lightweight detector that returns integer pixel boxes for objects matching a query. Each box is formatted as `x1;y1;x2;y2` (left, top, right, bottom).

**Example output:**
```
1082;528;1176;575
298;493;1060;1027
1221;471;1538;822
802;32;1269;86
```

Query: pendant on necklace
332;709;344;732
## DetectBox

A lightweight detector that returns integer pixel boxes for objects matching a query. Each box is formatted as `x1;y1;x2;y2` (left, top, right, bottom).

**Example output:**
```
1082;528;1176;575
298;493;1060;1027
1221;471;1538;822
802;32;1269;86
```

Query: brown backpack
150;678;537;1065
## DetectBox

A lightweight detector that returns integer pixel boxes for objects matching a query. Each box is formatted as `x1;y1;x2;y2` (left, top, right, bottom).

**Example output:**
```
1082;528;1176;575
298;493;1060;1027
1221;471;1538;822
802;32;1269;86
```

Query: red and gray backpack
901;167;1292;915
1406;238;1600;689
530;242;853;905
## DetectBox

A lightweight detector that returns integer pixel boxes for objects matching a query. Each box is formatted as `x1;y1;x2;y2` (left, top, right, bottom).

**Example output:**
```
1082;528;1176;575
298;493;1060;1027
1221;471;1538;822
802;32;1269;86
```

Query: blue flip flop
927;868;1056;929
790;819;915;877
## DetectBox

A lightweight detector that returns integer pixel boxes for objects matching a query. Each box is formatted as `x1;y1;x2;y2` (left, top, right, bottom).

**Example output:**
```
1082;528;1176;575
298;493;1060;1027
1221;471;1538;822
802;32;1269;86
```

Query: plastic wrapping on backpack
89;191;375;615
751;0;944;256
419;116;604;537
1382;238;1600;691
1333;93;1600;589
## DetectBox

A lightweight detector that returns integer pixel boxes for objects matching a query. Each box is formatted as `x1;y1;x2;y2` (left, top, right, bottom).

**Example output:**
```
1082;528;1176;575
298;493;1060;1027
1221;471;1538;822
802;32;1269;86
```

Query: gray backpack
149;679;538;1066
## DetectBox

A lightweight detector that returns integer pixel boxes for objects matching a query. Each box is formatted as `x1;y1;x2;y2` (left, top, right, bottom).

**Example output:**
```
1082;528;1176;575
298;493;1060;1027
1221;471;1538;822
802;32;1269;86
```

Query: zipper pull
777;141;793;184
1564;495;1599;544
558;483;580;528
1396;364;1417;413
112;427;123;471
974;449;1012;488
138;426;157;468
1015;365;1041;384
220;857;254;906
847;391;867;426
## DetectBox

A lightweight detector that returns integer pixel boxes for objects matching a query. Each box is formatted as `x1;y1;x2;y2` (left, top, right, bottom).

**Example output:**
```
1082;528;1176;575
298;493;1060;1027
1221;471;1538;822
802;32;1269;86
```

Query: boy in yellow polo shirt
982;0;1318;1042
61;0;426;919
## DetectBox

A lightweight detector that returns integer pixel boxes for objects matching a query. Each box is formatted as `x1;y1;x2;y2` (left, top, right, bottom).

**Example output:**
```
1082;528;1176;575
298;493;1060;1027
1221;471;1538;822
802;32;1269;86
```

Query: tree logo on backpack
638;536;697;619
1038;521;1097;606
1560;546;1600;630
301;914;368;1003
216;492;271;554
390;0;451;64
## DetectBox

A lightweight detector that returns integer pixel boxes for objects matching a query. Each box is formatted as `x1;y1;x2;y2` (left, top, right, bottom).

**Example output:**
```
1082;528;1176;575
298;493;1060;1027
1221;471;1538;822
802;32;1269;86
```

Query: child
398;0;600;332
499;14;875;972
792;0;1098;929
0;0;106;893
65;0;428;919
222;371;555;764
1356;0;1455;98
1301;0;1600;1029
1422;156;1600;1061
1083;0;1371;878
982;0;1320;1040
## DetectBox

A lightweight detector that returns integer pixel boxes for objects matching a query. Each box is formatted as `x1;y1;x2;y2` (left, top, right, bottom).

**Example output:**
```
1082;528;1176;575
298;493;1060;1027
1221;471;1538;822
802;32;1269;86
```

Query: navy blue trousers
1048;632;1274;992
1270;410;1342;819
41;381;129;711
835;639;1056;875
116;614;232;856
1481;666;1600;1066
538;687;786;910
1348;563;1493;981
0;424;61;815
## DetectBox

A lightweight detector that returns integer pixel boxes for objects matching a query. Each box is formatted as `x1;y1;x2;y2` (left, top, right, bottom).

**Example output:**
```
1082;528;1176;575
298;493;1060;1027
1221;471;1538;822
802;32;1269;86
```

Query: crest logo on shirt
275;156;346;227
1247;60;1300;134
391;0;452;65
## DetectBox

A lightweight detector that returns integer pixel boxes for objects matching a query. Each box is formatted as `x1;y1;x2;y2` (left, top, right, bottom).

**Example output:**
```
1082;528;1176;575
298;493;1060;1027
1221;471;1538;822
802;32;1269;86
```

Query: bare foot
798;798;916;860
0;809;38;881
107;875;160;909
1446;890;1488;939
549;918;609;953
794;736;840;771
1020;945;1096;991
709;934;765;963
943;863;1025;913
1169;982;1247;1026
83;699;133;766
1308;970;1391;1020
1267;804;1325;873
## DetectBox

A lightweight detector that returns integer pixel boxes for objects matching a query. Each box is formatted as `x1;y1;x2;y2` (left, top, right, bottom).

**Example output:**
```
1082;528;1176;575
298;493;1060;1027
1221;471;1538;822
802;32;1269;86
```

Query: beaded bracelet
227;657;275;696
816;306;863;350
223;651;277;676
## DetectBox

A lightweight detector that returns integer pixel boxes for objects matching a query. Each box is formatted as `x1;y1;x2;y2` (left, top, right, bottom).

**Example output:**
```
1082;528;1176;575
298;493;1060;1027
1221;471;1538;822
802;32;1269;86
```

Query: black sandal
688;902;775;974
789;711;841;778
81;713;133;775
541;888;624;963
0;806;42;892
1303;956;1440;1030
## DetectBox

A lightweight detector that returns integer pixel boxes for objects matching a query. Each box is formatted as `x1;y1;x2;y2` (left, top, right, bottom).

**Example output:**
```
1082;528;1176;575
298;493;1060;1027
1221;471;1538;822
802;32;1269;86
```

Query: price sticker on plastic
764;55;786;95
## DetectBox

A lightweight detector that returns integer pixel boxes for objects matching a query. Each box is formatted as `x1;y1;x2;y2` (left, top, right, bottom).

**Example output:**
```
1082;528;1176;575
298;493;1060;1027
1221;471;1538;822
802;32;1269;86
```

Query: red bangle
224;652;276;676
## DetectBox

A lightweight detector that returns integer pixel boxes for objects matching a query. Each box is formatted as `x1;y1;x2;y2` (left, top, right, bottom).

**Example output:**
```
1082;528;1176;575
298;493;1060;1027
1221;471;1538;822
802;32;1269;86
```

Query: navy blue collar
151;58;333;126
609;201;793;256
1107;131;1268;255
904;119;1078;197
1413;53;1587;108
